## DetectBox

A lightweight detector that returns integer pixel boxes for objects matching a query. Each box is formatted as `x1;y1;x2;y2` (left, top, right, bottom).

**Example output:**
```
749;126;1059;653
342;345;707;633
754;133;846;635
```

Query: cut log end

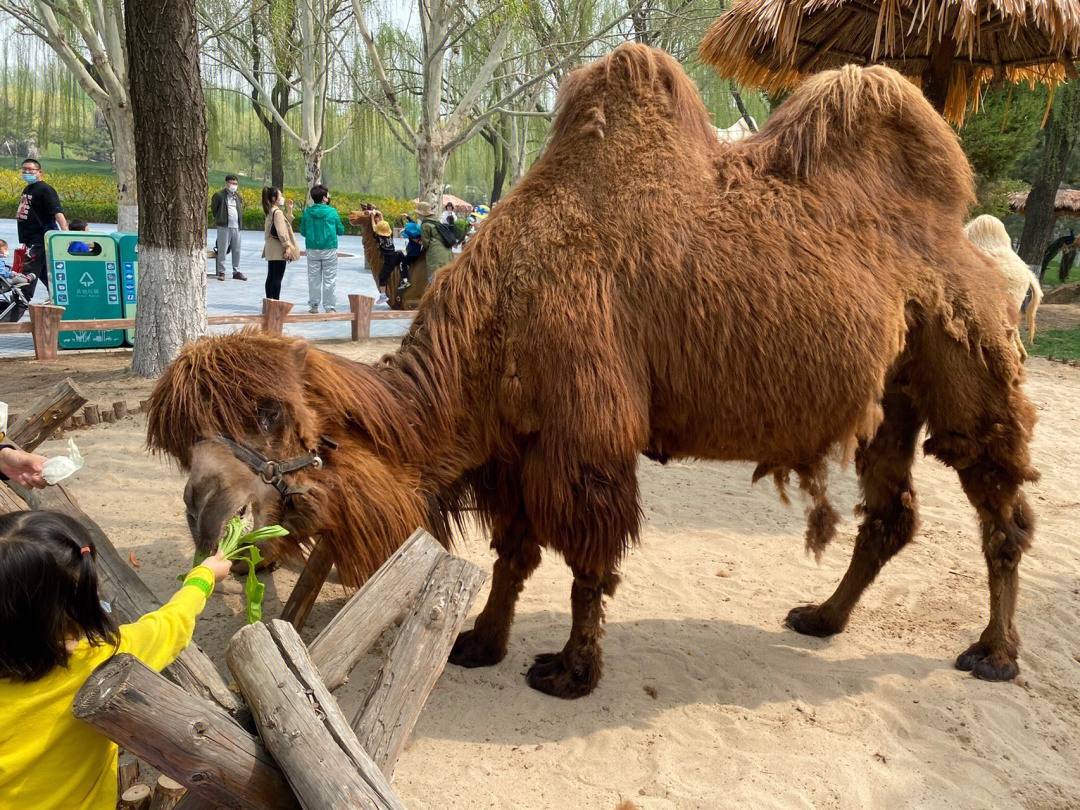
120;783;153;810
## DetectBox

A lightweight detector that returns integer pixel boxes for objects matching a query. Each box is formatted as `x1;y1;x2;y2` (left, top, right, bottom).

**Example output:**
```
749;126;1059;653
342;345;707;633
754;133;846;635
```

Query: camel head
146;330;428;586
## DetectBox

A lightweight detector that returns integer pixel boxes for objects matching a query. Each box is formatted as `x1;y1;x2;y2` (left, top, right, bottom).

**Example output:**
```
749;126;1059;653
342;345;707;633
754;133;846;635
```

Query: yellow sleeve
116;566;215;672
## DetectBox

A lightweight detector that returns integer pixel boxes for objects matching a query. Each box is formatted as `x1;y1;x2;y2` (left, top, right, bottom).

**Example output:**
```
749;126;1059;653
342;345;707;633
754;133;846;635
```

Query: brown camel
349;207;428;310
148;44;1037;699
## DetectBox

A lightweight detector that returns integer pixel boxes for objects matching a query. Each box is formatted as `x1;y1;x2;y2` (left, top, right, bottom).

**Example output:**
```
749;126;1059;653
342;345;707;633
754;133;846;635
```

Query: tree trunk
268;117;284;188
106;102;139;231
417;140;447;206
1018;81;1080;264
303;147;323;191
126;0;209;378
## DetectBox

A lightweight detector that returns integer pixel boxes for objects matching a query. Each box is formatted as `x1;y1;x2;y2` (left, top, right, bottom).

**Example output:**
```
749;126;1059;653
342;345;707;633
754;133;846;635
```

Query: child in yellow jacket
0;509;232;809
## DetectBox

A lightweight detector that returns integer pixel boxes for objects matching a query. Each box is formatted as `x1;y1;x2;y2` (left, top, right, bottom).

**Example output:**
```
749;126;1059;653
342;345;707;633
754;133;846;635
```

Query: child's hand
0;446;49;488
201;551;233;583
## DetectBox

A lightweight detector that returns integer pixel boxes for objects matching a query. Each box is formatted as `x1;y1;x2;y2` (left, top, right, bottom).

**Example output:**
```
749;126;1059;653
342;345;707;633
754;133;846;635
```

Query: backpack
429;219;457;248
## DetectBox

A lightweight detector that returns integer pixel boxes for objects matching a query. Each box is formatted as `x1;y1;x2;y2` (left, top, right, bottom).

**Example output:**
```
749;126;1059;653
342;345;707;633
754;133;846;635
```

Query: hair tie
79;546;91;555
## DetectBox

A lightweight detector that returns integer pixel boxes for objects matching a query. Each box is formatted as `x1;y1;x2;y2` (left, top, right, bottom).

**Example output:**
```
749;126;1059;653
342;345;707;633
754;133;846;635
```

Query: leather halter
213;435;337;500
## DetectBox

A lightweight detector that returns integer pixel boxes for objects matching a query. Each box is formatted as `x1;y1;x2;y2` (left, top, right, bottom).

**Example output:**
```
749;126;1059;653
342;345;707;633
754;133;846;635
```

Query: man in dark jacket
209;175;248;281
16;158;68;298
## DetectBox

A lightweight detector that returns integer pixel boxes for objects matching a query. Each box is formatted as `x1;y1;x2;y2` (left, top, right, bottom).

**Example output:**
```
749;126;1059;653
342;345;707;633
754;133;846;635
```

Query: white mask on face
227;183;238;192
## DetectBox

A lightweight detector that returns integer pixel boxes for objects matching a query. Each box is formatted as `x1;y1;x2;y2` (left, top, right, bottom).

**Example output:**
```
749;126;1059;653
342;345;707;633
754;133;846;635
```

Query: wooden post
6;378;87;451
120;784;153;810
350;293;374;340
0;482;31;514
353;554;485;776
260;298;293;334
28;303;64;361
309;529;445;690
226;621;407;810
113;401;128;420
72;654;297;810
102;409;116;423
84;404;101;426
279;538;335;630
118;753;141;796
11;480;249;724
149;776;187;810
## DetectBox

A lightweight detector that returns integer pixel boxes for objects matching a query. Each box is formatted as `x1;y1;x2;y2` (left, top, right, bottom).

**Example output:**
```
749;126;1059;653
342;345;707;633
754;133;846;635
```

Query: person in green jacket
415;201;454;275
299;185;345;312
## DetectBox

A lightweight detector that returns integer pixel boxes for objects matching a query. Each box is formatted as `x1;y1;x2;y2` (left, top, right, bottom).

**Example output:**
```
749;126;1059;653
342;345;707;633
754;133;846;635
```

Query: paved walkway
0;219;410;356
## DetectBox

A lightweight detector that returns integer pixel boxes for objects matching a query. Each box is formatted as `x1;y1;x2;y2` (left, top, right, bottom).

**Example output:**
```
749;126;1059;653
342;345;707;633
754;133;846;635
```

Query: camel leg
950;464;1034;681
787;385;923;636
449;511;540;668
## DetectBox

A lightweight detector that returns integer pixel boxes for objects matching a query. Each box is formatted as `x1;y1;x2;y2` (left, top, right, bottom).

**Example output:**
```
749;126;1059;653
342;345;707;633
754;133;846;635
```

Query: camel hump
753;64;975;219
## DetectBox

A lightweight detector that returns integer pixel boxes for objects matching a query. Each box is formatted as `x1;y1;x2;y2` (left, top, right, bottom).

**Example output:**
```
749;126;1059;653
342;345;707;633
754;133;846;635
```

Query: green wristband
183;576;213;597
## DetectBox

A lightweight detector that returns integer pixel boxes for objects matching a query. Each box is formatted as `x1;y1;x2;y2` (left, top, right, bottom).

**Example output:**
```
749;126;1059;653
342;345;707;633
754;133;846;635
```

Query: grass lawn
1041;255;1080;287
28;157;270;192
1026;328;1080;361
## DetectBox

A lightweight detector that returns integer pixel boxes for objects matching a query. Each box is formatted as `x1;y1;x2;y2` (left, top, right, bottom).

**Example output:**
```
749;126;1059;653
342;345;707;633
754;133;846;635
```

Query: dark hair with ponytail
262;186;281;215
0;510;119;682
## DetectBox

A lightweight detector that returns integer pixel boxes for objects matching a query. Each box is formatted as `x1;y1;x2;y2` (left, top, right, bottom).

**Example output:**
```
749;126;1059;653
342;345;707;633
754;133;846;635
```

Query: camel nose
184;476;254;555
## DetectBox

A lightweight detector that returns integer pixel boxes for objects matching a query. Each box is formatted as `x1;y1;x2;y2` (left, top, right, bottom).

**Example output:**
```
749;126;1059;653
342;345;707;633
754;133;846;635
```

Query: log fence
0;294;411;360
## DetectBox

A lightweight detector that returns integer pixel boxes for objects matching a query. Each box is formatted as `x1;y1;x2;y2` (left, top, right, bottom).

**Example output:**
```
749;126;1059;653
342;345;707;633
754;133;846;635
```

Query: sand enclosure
4;346;1079;810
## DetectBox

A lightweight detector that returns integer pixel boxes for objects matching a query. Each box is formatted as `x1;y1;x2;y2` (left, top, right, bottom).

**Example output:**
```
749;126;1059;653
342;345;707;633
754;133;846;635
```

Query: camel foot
785;604;845;637
448;628;506;669
526;650;601;699
955;643;1019;681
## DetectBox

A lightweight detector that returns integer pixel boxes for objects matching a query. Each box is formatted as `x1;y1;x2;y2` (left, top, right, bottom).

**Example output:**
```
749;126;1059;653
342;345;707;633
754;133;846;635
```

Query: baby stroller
0;268;35;323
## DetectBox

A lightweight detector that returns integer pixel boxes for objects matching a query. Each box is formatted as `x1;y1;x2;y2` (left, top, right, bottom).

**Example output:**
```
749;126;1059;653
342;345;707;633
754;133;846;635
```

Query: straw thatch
1008;187;1080;214
700;0;1080;123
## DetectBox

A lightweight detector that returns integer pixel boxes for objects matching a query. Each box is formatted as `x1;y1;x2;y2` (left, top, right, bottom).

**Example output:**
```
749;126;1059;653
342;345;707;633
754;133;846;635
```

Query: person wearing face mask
261;186;297;300
210;175;248;282
15;159;68;298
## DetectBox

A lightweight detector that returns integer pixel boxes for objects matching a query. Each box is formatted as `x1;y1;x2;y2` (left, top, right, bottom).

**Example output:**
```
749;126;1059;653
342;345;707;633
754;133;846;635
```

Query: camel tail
754;65;975;218
1027;273;1043;341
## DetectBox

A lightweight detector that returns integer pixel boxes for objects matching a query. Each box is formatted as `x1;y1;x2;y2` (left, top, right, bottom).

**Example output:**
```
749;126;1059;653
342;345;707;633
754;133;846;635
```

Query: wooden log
140;399;150;413
279;538;335;630
226;621;407;810
73;412;85;428
309;529;445;690
170;793;219;810
72;654;297;810
102;409;116;423
353;554;485;776
149;775;187;810
84;404;101;426
118;753;141;795
113;401;128;420
350;293;374;340
11;479;248;724
260;298;293;335
28;303;64;361
0;482;30;514
6;378;87;451
121;784;153;810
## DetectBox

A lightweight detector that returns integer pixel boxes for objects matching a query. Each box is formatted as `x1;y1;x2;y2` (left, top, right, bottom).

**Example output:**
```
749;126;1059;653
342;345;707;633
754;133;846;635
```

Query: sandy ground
3;348;1080;810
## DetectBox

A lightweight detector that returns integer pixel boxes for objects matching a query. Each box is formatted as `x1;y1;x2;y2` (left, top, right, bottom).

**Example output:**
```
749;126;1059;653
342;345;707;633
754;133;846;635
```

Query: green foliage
969;178;1027;220
1025;328;1080;361
453;216;470;240
960;84;1049;183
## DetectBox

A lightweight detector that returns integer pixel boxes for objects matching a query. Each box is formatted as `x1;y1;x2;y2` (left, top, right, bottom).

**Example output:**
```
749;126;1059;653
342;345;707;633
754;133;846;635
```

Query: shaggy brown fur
348;208;428;310
148;44;1038;698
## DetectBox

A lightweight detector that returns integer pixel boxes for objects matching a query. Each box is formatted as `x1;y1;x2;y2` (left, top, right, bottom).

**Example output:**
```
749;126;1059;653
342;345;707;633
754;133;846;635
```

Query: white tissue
41;439;84;484
0;401;8;437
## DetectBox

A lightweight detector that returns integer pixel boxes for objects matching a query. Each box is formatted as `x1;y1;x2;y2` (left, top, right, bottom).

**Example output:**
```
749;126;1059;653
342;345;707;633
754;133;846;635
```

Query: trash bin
112;233;138;346
47;232;124;350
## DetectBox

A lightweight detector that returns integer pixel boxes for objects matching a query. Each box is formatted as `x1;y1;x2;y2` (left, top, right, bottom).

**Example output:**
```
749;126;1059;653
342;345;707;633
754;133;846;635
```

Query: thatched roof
1009;188;1080;214
699;0;1080;123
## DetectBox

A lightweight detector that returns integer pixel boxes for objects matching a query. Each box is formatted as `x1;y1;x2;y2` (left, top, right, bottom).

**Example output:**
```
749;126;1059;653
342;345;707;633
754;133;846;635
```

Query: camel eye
257;400;285;435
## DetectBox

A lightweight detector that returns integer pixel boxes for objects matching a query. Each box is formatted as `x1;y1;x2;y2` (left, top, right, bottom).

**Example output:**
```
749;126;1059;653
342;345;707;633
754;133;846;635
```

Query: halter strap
212;436;336;501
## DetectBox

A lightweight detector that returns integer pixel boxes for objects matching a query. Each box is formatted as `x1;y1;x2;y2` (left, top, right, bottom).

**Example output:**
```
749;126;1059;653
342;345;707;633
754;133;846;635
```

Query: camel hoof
785;604;843;637
956;643;1019;681
526;651;600;699
449;629;505;669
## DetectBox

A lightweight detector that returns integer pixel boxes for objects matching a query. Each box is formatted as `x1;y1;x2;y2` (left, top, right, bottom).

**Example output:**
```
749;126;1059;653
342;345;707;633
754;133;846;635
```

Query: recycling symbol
80;272;94;287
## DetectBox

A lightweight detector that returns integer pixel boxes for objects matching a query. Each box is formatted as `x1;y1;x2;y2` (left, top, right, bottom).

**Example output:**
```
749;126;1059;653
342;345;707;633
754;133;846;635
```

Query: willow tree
0;0;138;229
352;0;647;205
127;0;209;377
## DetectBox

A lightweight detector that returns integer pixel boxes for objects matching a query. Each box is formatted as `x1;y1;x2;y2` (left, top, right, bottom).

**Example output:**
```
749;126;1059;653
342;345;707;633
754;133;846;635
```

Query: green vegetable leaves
244;546;265;624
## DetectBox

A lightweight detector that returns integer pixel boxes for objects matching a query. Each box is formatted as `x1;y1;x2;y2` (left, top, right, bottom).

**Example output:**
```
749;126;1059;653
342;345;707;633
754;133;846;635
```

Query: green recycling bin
113;233;139;346
47;231;124;350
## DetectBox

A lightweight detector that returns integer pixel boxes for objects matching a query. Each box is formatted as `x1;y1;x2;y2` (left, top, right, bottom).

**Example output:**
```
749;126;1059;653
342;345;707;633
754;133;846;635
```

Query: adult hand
286;198;295;212
0;446;49;488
